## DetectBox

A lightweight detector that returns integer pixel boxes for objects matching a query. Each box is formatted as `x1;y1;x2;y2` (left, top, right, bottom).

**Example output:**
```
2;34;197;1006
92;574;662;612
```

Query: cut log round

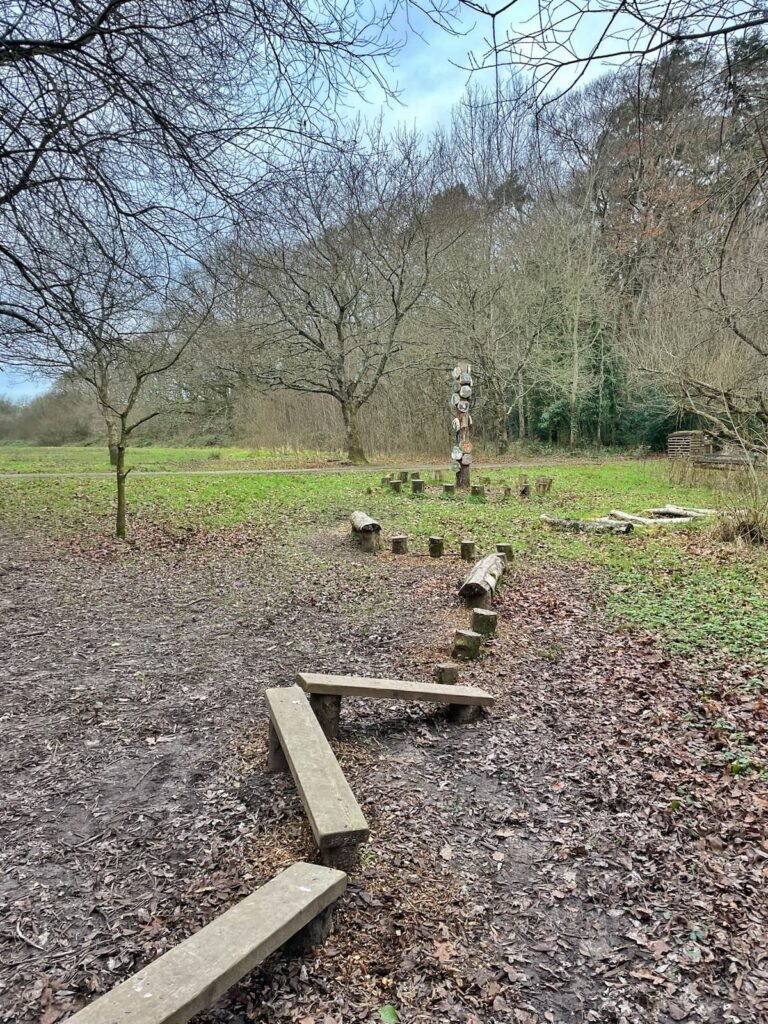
535;476;554;496
503;486;512;498
434;663;459;685
443;483;456;496
471;608;497;636
452;629;483;660
389;480;402;494
541;515;633;535
411;478;424;494
398;471;409;482
460;540;476;561
470;485;485;498
458;553;506;606
391;535;408;554
496;543;513;559
429;536;444;558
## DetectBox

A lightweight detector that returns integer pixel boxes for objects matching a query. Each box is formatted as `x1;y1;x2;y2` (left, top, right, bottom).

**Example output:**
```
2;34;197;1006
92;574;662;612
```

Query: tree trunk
342;403;366;464
116;443;128;540
570;295;582;449
517;369;526;440
107;420;119;467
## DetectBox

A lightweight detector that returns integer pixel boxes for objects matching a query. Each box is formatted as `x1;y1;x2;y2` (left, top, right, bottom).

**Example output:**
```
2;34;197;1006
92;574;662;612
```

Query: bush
713;484;768;545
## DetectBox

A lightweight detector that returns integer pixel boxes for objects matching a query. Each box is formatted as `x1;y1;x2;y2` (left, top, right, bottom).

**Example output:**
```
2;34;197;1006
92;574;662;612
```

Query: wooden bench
266;686;369;869
67;861;346;1024
295;672;495;736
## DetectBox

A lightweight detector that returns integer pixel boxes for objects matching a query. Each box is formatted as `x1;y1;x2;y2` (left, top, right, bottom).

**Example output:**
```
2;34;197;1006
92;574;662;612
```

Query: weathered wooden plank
66;862;346;1024
266;687;369;856
296;672;494;707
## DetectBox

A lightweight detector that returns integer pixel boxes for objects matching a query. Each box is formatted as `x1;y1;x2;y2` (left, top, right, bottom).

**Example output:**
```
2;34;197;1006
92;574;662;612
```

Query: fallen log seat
296;672;494;736
458;552;506;608
66;861;346;1024
266;686;369;869
541;514;633;535
350;511;381;551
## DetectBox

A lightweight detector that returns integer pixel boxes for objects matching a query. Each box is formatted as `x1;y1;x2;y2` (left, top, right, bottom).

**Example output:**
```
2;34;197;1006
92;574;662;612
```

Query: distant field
2;455;767;665
0;444;346;473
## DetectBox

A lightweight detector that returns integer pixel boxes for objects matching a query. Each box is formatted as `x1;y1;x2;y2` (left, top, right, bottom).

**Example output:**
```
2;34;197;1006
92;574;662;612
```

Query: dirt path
0;528;765;1023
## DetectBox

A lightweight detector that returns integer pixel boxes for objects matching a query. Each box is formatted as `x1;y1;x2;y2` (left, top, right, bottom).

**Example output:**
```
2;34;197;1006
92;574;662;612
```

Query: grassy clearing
1;456;766;665
0;444;344;473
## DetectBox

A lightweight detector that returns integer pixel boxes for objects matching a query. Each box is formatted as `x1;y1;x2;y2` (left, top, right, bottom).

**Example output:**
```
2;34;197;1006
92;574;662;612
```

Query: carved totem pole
450;363;473;490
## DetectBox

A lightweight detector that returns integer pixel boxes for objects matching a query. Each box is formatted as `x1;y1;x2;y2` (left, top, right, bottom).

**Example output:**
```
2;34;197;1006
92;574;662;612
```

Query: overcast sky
1;1;603;403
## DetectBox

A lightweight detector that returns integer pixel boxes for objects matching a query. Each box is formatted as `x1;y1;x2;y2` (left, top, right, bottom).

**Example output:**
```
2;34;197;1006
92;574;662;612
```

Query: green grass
0;444;343;473
1;454;766;665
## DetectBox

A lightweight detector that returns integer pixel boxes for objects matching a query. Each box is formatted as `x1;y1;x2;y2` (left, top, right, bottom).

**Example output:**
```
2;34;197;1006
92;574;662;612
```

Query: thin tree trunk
116;443;128;540
570;295;582;449
341;403;366;464
517;369;526;439
107;420;119;467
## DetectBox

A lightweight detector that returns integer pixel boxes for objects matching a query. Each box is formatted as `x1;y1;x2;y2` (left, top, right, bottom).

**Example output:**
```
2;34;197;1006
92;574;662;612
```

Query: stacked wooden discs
450;364;473;490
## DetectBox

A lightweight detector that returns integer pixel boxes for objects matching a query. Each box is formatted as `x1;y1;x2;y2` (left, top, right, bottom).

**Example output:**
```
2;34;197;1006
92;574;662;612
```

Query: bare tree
251;128;445;463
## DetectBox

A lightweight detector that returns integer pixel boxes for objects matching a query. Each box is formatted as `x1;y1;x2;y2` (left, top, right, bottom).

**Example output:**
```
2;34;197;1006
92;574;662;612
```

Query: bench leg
283;904;336;956
309;694;341;739
447;704;481;724
321;843;360;872
267;720;289;772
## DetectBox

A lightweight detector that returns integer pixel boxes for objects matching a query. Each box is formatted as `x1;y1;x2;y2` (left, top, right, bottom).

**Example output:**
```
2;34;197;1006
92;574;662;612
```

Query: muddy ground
0;525;766;1024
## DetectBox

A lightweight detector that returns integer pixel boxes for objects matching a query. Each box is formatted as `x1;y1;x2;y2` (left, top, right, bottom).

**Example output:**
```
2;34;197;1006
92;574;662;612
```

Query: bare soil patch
0;526;765;1024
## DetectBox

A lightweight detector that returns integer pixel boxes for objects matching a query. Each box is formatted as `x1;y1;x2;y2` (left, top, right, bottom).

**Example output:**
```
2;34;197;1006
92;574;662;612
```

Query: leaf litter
0;524;765;1023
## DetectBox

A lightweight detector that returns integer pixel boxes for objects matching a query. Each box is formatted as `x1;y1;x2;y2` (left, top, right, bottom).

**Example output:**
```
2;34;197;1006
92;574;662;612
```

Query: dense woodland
2;7;768;463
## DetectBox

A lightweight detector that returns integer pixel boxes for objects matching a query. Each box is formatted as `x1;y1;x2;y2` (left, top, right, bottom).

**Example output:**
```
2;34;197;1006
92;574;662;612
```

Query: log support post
283;904;335;956
447;703;481;723
309;693;342;739
267;720;288;773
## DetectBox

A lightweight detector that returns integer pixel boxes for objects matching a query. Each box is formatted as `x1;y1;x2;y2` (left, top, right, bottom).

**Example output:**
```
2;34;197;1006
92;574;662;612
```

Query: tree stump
470;485;485;498
496;543;513;560
391;535;408;554
472;608;497;636
460;539;476;561
389;480;402;494
411;478;424;494
434;663;459;685
398;471;409;482
503;486;512;498
443;483;456;497
381;476;391;487
429;536;444;558
518;474;530;499
452;629;483;660
535;476;554;496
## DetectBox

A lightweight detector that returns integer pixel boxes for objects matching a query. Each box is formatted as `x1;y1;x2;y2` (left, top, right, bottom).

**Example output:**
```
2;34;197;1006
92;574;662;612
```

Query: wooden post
309;693;342;739
503;486;512;498
429;536;444;558
496;543;513;559
389;480;402;494
470;485;485;498
267;721;288;773
443;483;455;497
460;540;476;561
391;535;408;554
411;478;424;494
518;474;530;499
381;475;391;487
472;608;497;636
399;471;409;482
434;663;459;685
535;476;553;496
452;629;483;660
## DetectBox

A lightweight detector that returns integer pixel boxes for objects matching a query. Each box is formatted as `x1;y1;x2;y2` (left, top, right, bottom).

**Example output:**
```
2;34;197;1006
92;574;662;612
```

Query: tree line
2;3;767;532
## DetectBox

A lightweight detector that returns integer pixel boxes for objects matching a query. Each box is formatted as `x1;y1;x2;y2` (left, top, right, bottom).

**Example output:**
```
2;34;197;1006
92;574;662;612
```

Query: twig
15;920;46;951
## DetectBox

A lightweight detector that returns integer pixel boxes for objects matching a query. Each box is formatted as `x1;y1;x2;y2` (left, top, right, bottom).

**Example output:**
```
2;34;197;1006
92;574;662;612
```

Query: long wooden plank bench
67;861;346;1024
295;672;495;736
266;686;369;870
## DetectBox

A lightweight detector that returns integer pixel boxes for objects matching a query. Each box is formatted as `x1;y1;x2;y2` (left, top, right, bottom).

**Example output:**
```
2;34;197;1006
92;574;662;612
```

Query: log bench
350;511;381;552
266;686;369;870
66;861;346;1024
295;672;494;736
